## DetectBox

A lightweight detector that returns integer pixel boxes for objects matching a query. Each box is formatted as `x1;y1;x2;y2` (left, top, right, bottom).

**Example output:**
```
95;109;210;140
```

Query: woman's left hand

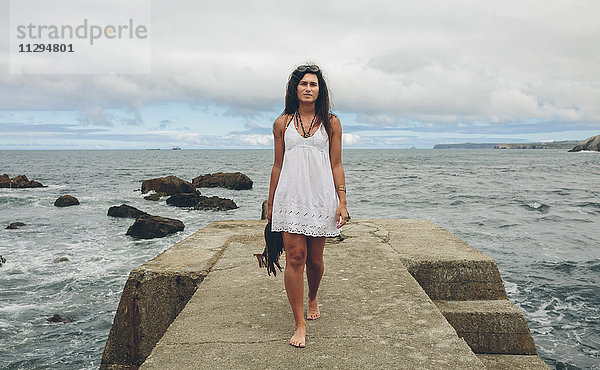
336;204;349;229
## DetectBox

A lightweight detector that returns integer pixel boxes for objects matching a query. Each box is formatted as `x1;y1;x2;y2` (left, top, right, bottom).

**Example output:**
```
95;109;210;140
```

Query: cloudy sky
1;0;599;149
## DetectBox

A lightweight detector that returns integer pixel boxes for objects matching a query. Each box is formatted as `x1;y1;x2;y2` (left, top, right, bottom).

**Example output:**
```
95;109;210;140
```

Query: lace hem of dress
271;222;340;237
273;200;336;219
271;198;340;237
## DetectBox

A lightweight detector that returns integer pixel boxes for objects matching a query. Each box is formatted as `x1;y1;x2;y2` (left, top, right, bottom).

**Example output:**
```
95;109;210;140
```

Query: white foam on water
1;149;599;369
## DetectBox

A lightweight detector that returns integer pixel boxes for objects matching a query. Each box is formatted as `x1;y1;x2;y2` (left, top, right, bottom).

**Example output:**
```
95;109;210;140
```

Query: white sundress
271;115;340;237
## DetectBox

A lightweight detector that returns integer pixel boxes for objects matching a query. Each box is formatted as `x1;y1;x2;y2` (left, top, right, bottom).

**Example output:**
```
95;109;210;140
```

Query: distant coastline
434;140;580;149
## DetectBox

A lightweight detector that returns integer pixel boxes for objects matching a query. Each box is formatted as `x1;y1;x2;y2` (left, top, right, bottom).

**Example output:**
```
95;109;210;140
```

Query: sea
0;149;598;369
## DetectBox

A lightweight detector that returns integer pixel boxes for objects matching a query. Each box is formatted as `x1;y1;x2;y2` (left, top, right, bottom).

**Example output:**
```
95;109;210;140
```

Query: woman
267;64;349;348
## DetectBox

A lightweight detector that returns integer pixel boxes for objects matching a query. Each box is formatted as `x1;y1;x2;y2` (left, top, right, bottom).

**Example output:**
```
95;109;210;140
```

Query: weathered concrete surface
103;219;548;369
141;220;485;369
476;354;550;369
435;300;537;354
373;219;508;300
100;220;268;369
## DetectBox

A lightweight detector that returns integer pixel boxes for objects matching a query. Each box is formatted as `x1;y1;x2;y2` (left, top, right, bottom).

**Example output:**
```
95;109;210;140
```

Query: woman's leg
306;236;326;320
282;232;307;347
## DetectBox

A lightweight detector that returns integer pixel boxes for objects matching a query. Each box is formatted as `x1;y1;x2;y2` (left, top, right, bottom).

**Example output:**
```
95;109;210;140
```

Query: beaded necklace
295;111;317;138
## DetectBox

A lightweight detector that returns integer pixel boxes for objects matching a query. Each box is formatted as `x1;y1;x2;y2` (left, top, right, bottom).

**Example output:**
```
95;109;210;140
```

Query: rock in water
193;196;238;211
144;192;167;201
0;255;6;267
53;257;70;263
261;200;268;220
0;174;45;188
54;195;80;207
126;215;185;239
192;172;253;190
6;222;26;229
47;314;72;323
166;193;201;207
108;204;148;218
569;134;600;152
141;176;197;196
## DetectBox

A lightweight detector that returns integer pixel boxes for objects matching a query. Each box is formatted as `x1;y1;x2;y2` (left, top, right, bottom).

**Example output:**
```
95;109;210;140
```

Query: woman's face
297;73;319;104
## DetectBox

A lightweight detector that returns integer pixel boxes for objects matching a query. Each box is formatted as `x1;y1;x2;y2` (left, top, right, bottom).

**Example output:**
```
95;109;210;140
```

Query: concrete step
375;219;508;300
434;300;537;355
476;354;550;369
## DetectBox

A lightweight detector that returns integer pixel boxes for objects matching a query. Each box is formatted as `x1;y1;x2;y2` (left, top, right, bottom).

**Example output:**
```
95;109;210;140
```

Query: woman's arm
267;115;287;222
329;115;349;228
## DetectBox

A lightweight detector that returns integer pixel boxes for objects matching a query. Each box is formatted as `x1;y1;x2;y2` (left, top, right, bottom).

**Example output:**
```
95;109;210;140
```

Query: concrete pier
101;219;549;369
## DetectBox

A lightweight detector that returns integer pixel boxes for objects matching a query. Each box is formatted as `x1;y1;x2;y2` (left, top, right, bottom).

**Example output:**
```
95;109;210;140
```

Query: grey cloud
343;121;600;135
120;106;143;126
1;0;599;135
76;106;115;127
228;124;272;136
76;105;143;127
159;119;173;129
0;122;107;134
0;121;273;148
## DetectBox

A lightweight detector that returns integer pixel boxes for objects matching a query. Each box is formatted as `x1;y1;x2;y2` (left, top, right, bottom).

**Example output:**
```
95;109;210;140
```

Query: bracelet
336;184;346;192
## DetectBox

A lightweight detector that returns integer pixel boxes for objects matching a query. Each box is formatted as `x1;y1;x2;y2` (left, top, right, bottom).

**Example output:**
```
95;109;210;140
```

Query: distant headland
434;134;600;151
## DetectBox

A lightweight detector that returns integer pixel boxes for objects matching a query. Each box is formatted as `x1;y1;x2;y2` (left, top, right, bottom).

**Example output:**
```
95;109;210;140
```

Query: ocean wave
499;223;519;228
522;202;550;213
533;259;600;279
532;215;567;223
587;260;600;272
0;196;35;207
552;188;571;196
575;201;600;212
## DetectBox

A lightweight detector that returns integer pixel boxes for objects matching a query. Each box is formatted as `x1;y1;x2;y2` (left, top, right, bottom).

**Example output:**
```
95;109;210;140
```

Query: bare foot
289;322;306;348
307;297;320;320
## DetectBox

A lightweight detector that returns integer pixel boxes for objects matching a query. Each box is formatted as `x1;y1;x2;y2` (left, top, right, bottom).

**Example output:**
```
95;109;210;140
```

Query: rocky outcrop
166;193;201;207
6;222;26;229
108;204;148;218
126;215;184;239
54;195;79;207
53;257;70;263
192;172;253;190
193;196;238;211
494;140;579;149
164;193;237;210
141;176;197;196
569;134;600;152
144;192;166;201
47;314;72;323
0;255;5;267
0;174;45;188
261;200;268;219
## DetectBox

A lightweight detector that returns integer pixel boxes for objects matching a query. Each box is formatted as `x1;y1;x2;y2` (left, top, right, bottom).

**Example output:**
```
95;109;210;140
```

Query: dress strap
286;114;294;128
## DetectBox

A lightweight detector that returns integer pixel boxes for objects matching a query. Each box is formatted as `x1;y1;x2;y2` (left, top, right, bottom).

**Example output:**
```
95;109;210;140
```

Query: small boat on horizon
172;146;181;150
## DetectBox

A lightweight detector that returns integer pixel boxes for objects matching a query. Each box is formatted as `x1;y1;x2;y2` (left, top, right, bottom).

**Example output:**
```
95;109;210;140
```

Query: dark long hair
283;65;334;137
